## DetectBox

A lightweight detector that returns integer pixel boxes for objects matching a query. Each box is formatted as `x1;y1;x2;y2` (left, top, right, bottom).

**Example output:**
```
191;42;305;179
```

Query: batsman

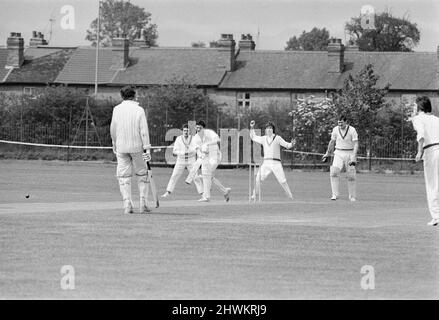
322;115;359;201
110;86;152;214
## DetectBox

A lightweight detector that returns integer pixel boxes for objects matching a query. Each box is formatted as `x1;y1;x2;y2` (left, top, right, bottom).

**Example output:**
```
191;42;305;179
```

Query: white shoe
123;200;133;214
350;197;356;202
140;204;151;214
198;197;209;202
161;191;170;198
224;188;231;202
331;195;337;200
427;219;439;226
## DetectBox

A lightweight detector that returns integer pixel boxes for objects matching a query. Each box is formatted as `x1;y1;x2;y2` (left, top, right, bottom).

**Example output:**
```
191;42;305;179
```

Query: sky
0;0;438;51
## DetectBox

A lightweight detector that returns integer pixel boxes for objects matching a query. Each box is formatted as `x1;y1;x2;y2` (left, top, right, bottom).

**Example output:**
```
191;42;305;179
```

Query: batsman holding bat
322;115;359;201
110;86;152;214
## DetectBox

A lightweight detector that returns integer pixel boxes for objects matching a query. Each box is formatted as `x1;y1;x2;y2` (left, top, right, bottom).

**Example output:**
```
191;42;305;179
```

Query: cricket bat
146;160;160;208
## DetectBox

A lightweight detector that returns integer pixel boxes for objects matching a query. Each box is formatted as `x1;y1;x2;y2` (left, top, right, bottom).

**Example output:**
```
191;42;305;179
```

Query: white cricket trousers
423;145;439;220
166;157;203;194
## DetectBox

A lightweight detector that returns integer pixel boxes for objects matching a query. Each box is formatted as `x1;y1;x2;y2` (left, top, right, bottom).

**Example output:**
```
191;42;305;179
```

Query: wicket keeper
322;115;358;201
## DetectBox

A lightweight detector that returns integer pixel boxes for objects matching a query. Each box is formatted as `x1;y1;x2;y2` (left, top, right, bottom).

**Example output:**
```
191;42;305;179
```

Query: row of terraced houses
1;31;439;116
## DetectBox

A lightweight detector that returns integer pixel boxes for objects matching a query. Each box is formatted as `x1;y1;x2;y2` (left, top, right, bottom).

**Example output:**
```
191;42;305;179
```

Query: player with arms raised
249;120;295;200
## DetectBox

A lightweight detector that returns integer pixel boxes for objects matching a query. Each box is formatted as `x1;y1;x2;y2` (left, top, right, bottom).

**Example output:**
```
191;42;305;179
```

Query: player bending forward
187;120;231;202
249;120;294;200
161;124;203;198
322;115;358;201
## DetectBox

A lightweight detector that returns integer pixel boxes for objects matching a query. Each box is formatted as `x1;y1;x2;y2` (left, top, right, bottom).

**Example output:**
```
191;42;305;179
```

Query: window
237;92;251;109
23;87;36;96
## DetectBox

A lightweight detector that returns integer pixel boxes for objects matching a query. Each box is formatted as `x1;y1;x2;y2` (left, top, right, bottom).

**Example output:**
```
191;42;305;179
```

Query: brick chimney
111;36;129;69
345;39;359;52
6;32;24;68
238;34;255;51
29;31;48;47
327;38;345;73
216;34;236;72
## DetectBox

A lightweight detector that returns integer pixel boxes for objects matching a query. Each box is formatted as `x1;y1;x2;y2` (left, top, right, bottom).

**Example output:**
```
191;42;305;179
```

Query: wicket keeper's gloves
348;161;357;166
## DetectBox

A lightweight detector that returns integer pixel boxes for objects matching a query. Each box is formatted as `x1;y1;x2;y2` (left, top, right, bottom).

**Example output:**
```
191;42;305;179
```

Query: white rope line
0;139;415;161
283;149;415;161
0;140;171;150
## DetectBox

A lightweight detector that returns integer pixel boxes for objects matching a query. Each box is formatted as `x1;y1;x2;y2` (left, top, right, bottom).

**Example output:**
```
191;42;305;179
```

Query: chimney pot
238;33;256;51
327;38;344;73
6;32;24;68
217;33;236;71
111;37;130;70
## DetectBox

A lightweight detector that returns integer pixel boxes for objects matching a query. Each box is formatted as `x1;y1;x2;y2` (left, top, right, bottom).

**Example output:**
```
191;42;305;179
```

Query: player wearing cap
249;120;294;200
322;115;359;201
412;96;439;226
161;124;203;198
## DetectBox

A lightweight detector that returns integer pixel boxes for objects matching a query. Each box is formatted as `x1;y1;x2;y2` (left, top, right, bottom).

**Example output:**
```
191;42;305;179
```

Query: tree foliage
137;77;219;130
86;0;158;47
333;64;390;149
285;27;330;51
345;11;420;51
289;64;414;155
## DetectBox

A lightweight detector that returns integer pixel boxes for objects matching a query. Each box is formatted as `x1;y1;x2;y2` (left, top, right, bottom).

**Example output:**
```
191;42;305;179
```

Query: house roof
112;47;228;86
219;50;439;91
55;47;120;84
6;47;76;83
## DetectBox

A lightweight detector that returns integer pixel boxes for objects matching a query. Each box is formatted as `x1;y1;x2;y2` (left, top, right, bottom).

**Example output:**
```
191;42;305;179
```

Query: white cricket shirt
331;125;358;150
412;112;439;147
250;130;292;160
173;135;197;160
110;100;150;153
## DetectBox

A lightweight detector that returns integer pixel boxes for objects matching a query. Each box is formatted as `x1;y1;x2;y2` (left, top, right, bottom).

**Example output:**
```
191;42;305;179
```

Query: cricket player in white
161;124;203;198
412;96;439;226
249;121;294;200
322;115;358;201
190;120;231;202
110;86;151;214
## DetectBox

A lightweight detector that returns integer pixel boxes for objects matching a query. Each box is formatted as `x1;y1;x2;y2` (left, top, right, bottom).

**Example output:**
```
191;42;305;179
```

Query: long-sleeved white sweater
110;100;151;153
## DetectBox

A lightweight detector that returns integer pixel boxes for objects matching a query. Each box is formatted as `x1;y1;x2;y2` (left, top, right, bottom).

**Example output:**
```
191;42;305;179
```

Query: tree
285;27;330;51
333;64;390;154
137;77;219;130
345;11;420;51
86;0;158;47
191;41;206;48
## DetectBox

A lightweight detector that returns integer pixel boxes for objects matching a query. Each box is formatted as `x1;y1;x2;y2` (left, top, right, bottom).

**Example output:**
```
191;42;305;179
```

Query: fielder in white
412;96;439;226
110;86;151;214
249;121;294;200
188;120;231;202
161;124;203;198
322;115;358;201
